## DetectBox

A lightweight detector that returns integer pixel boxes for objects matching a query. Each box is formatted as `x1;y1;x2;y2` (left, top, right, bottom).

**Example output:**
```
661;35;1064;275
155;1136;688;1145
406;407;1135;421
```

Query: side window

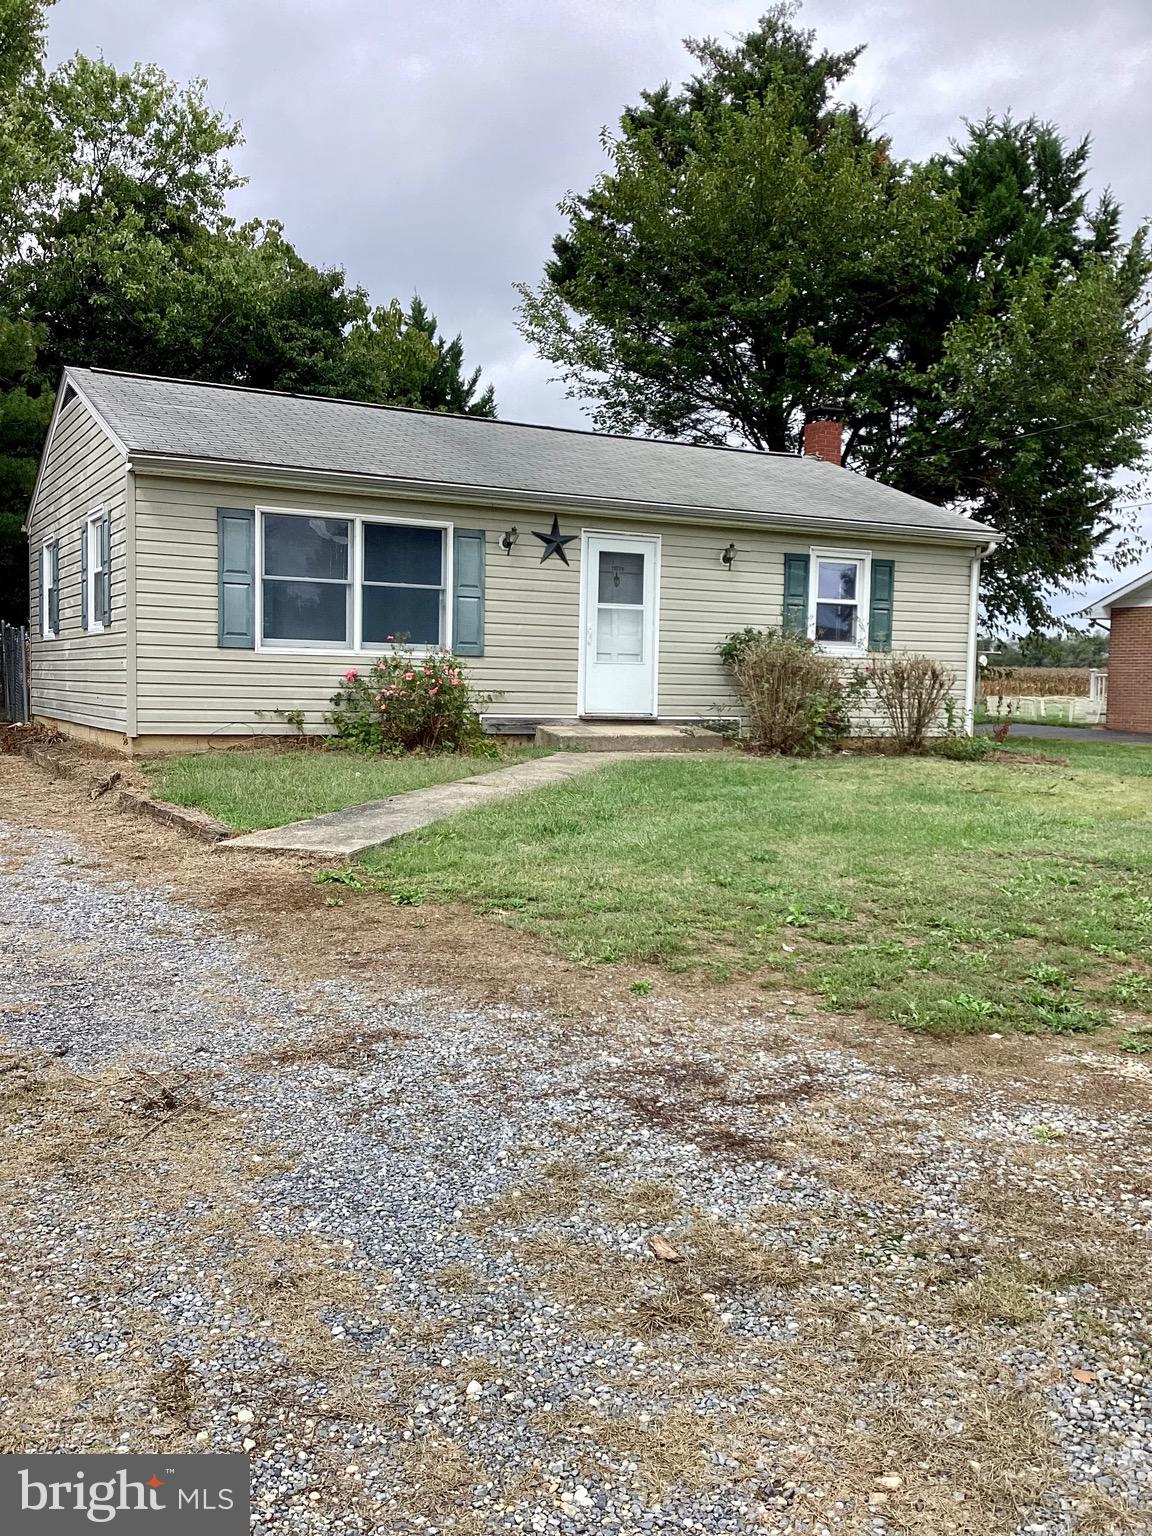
805;550;872;654
811;556;864;646
41;542;60;637
83;510;111;631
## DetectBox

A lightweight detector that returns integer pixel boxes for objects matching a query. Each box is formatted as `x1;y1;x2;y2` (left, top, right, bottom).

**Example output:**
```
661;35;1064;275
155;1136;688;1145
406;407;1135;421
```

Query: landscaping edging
21;744;232;844
115;789;232;844
25;747;69;778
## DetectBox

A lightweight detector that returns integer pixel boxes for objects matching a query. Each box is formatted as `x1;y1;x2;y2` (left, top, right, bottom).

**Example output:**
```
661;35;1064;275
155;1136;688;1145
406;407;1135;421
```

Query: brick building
1092;569;1152;734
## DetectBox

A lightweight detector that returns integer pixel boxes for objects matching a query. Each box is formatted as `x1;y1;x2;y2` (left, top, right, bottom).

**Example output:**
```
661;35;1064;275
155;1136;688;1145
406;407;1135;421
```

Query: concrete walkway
219;751;643;857
976;722;1152;745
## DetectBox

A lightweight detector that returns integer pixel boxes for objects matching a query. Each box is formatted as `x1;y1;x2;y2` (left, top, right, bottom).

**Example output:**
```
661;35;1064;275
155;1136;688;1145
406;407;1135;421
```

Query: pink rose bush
328;639;491;753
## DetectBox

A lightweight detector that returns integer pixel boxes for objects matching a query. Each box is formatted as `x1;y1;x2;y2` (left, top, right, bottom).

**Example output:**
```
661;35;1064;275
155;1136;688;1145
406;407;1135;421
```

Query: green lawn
147;746;546;832
975;701;1094;729
357;738;1152;1037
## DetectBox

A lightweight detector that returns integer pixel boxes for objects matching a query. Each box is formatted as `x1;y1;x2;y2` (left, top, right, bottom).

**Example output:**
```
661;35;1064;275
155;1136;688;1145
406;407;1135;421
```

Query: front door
581;533;659;717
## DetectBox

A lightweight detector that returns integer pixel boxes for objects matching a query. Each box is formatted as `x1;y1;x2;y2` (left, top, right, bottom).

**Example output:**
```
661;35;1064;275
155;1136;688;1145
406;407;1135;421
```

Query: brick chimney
802;418;843;467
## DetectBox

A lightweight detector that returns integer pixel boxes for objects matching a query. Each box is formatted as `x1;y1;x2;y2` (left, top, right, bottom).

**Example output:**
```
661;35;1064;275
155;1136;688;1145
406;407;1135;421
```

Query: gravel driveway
0;803;1149;1535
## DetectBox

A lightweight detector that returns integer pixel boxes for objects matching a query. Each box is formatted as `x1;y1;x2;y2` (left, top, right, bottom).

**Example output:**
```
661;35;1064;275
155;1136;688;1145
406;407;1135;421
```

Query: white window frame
85;508;106;633
808;546;871;657
41;540;59;639
254;506;454;656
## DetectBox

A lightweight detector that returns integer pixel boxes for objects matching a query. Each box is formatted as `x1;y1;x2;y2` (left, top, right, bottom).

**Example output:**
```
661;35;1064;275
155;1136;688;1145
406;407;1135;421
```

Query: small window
598;551;644;606
262;514;350;646
42;542;59;637
85;512;108;631
809;553;868;650
361;522;445;647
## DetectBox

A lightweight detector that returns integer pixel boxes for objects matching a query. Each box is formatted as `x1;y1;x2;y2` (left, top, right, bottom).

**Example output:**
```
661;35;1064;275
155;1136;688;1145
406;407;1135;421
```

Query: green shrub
719;628;862;755
928;733;994;762
328;642;491;753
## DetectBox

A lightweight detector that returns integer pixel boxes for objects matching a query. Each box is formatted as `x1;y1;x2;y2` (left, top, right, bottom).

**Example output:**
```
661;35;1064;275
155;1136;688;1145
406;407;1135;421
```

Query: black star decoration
533;513;576;565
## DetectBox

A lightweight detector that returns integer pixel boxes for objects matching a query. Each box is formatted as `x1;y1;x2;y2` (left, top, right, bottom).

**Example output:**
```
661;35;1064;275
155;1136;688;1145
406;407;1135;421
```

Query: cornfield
979;667;1095;698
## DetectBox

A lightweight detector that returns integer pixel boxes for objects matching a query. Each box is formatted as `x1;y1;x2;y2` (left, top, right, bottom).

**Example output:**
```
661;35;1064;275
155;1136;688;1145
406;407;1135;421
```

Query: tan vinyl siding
657;527;973;719
26;394;129;730
135;476;580;734
134;473;975;737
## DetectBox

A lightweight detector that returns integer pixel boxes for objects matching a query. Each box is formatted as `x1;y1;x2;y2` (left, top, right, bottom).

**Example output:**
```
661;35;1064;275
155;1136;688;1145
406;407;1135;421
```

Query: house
1091;569;1152;733
26;367;1000;754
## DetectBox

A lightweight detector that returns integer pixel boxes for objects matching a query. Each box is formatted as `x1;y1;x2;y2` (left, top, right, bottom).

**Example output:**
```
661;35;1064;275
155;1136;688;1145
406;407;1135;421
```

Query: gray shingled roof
70;367;995;542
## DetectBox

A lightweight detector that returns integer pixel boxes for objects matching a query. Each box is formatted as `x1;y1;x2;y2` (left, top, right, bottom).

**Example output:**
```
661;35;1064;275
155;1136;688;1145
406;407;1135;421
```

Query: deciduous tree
0;13;494;623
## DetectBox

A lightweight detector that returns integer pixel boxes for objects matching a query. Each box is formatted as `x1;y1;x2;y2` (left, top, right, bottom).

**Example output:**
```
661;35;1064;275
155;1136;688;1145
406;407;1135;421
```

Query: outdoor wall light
722;542;738;568
500;525;519;554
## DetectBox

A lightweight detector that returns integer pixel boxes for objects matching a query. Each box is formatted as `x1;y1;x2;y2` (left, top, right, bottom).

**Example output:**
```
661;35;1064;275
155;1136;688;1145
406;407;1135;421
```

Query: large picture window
260;511;446;651
262;514;351;646
362;523;444;646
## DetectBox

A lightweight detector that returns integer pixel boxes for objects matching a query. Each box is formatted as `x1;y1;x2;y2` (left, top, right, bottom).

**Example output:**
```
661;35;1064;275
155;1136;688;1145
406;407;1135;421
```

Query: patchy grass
975;702;1096;728
358;739;1152;1037
542;1403;720;1499
147;745;546;832
952;1260;1045;1326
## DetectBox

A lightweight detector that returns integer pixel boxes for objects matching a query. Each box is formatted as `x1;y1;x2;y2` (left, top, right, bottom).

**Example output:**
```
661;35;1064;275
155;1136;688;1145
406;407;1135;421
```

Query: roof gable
24;375;128;528
1091;568;1152;616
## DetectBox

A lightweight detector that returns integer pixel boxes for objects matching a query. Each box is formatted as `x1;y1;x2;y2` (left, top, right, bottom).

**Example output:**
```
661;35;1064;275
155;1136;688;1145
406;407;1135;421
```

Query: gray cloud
48;0;1152;611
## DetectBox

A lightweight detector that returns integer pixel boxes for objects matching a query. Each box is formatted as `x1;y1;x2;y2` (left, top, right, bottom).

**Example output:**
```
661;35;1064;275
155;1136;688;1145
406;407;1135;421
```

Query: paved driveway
0;767;1150;1534
977;722;1152;744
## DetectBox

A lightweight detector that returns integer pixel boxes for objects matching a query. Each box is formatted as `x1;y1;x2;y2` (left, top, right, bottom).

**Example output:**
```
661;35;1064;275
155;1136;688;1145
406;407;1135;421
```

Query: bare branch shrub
722;629;847;755
867;654;956;751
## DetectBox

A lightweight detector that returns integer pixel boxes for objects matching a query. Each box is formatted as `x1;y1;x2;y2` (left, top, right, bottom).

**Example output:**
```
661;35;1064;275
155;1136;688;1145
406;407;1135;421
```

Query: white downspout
964;542;997;734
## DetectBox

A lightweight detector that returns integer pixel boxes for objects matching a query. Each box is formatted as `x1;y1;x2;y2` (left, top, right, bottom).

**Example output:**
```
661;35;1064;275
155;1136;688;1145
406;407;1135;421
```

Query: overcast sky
47;0;1152;616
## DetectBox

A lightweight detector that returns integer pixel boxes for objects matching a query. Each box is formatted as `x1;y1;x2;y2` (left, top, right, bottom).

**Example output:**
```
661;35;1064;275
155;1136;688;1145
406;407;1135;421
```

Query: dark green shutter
38;544;46;634
452;528;486;656
99;513;112;627
869;559;895;652
782;553;810;634
48;542;60;634
80;524;88;631
218;508;256;648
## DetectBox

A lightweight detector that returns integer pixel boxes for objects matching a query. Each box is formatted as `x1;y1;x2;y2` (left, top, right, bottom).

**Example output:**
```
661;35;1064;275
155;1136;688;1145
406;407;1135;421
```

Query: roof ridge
73;366;804;461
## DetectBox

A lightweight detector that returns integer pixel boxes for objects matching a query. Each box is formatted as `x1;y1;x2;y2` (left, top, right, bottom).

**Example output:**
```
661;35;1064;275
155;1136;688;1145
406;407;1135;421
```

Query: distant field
980;667;1095;698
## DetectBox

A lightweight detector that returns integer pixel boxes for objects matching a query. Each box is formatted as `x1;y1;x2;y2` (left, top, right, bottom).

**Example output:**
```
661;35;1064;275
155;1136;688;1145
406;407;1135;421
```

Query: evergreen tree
519;4;1152;627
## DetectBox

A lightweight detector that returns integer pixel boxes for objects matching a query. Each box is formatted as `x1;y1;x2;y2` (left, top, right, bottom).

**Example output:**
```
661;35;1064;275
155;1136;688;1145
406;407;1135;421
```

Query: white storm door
581;533;658;717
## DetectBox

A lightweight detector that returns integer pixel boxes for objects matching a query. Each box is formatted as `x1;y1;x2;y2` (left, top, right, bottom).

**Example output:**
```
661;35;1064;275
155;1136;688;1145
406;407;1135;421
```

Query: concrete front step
534;721;730;753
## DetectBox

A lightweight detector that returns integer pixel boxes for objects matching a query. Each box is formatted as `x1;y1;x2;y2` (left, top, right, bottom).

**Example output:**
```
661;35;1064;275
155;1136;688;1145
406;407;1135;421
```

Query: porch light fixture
722;542;738;568
500;525;519;555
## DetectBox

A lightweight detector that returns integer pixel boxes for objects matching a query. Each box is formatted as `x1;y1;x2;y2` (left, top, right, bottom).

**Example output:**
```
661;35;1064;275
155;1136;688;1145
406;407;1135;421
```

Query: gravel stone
0;820;1149;1535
